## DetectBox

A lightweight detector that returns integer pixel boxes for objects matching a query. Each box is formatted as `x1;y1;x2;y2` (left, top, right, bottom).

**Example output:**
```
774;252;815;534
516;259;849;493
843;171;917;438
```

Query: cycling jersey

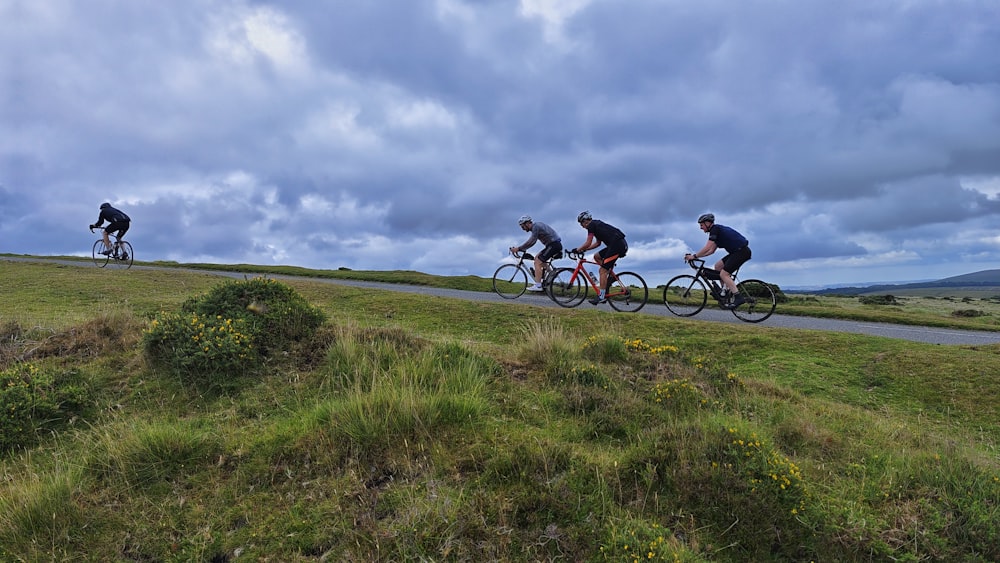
707;224;747;253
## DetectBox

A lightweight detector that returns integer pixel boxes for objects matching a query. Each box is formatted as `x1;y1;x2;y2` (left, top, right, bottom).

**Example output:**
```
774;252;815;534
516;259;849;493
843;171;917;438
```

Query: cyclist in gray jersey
510;215;563;291
685;213;752;309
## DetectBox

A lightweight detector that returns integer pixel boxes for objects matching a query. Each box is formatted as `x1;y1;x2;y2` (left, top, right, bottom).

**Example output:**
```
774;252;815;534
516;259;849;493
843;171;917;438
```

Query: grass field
2;259;999;561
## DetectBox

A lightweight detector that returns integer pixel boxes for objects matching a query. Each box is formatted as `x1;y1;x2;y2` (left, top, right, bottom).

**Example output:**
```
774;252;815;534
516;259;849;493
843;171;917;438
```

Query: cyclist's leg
110;223;129;255
537;242;561;285
596;239;625;292
720;247;751;293
100;227;113;252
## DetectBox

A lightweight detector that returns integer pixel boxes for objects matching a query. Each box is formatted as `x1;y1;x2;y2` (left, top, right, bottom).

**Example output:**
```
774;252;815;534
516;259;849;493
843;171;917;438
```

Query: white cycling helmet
577;210;592;223
518;215;532;225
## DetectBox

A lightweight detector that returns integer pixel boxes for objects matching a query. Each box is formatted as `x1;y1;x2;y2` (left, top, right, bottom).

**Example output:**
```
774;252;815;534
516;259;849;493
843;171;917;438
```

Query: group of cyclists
90;200;752;309
510;211;752;309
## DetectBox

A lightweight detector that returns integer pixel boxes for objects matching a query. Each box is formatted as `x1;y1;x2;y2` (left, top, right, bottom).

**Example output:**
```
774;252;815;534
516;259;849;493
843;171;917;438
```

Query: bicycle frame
690;260;736;302
565;255;618;295
662;258;776;322
90;226;133;269
546;250;648;312
491;249;560;299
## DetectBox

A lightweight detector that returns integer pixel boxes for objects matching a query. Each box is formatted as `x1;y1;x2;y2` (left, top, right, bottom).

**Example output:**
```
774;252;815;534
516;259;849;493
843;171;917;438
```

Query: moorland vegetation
1;260;998;561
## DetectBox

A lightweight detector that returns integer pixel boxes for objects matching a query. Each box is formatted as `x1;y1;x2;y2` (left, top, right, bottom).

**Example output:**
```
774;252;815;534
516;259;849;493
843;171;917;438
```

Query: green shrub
142;312;257;383
0;363;90;454
952;309;987;318
143;278;326;383
582;335;628;363
860;295;899;305
181;277;326;355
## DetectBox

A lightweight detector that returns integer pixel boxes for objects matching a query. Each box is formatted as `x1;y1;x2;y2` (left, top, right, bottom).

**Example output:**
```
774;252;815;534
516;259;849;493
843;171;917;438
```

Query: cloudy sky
4;0;1000;288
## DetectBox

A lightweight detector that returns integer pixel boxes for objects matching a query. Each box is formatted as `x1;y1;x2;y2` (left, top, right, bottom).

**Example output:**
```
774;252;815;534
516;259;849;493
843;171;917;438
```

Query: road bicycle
546;250;648;312
90;227;133;269
662;258;775;323
491;249;562;299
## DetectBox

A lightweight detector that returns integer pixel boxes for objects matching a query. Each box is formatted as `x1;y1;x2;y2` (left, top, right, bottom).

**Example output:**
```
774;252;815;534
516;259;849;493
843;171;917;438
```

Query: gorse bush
180;277;326;355
0;363;90;454
142;313;256;382
860;294;900;305
143;277;326;382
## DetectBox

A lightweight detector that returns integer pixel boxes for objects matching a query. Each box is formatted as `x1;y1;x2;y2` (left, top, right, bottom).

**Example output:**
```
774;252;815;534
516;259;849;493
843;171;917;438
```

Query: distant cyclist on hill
570;211;627;305
685;213;751;309
90;202;131;256
509;215;563;292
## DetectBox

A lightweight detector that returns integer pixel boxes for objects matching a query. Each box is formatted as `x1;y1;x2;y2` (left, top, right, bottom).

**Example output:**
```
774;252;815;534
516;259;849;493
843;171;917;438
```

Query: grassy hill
799;269;1000;297
1;260;999;561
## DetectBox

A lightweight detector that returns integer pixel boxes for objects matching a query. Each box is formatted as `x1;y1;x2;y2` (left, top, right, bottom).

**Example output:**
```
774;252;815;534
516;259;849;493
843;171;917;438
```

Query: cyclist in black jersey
90;202;131;256
685;213;751;309
570;211;628;305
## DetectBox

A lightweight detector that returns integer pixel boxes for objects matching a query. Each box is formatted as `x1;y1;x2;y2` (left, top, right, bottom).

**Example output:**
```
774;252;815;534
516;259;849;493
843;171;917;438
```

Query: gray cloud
3;0;1000;288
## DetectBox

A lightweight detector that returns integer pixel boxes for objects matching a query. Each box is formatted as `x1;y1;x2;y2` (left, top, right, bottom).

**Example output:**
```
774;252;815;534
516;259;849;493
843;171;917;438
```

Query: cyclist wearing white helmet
686;213;751;309
571;211;627;305
89;202;131;256
510;215;563;292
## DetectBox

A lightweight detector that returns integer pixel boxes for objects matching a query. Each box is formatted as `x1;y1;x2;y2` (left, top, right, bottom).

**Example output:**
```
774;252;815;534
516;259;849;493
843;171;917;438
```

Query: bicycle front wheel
731;279;776;323
112;241;134;270
607;271;648;312
492;264;529;299
547;267;587;307
662;275;708;317
92;240;110;268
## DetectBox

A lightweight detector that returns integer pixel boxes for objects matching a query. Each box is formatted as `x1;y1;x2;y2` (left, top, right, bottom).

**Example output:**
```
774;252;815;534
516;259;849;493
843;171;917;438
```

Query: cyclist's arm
687;240;718;260
515;233;539;252
572;233;598;253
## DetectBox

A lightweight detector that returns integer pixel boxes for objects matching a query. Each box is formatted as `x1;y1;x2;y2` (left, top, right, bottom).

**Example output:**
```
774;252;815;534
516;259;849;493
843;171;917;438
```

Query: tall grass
0;466;83;560
1;261;999;561
310;326;494;457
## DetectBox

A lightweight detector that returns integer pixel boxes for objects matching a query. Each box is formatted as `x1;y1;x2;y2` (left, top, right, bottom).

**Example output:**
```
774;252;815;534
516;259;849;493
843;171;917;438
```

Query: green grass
1;260;999;561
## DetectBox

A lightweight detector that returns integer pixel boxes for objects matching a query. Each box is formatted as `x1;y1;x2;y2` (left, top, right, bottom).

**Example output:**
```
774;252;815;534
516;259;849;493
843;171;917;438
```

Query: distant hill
790;269;1000;296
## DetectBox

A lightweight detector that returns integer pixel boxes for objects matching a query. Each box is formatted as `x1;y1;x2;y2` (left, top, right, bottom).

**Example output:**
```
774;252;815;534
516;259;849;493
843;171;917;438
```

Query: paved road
7;256;1000;346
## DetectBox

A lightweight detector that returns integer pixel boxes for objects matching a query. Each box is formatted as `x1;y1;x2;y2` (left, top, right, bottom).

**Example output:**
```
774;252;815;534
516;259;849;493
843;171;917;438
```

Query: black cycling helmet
100;202;111;209
697;213;714;224
577;210;592;223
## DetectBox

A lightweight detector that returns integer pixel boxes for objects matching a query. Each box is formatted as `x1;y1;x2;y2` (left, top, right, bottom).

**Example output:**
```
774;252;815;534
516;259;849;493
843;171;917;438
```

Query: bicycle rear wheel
112;241;134;270
92;240;110;268
662;274;708;317
547;267;587;307
492;263;529;299
607;271;648;312
731;279;776;323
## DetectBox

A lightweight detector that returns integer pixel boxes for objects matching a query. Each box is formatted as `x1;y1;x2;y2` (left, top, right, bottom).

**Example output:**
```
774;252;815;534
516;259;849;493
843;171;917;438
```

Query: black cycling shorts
104;221;130;238
596;239;627;270
538;241;563;263
722;246;751;275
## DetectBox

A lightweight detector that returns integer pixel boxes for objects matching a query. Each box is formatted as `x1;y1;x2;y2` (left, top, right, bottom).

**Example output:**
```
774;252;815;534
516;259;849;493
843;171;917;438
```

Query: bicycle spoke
114;241;134;269
607;271;648;312
731;279;776;323
492;263;529;299
662;275;707;317
547;267;587;307
92;240;110;268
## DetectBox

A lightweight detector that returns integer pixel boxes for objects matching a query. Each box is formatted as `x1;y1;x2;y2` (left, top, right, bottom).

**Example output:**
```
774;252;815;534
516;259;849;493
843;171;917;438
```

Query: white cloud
5;0;1000;289
962;176;1000;199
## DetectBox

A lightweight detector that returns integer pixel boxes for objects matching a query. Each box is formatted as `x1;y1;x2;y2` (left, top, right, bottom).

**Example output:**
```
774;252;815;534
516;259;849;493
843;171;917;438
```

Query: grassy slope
8;254;1000;330
2;261;999;561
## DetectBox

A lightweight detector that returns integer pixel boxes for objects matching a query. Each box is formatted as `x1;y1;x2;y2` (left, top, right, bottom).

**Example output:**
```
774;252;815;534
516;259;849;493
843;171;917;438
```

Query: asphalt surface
7;256;1000;346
